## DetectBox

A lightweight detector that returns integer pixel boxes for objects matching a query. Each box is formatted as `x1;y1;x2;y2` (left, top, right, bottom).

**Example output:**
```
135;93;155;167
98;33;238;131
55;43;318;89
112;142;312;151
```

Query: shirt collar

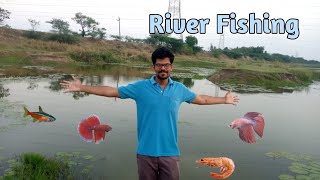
150;75;174;85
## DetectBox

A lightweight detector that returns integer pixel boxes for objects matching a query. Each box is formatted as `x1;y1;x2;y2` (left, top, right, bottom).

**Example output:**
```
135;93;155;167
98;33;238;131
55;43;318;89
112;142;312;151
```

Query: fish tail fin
78;122;93;142
253;115;265;138
23;107;30;117
93;129;106;144
92;124;112;144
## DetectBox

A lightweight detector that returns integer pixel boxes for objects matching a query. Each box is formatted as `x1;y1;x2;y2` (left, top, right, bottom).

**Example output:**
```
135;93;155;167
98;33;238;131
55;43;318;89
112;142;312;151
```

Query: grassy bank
1;28;319;91
208;59;320;91
0;28;153;66
0;152;74;180
208;68;320;92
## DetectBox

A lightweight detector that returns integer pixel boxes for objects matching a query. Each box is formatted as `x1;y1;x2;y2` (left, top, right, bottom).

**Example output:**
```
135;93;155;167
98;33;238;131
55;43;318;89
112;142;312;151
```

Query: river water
0;65;319;179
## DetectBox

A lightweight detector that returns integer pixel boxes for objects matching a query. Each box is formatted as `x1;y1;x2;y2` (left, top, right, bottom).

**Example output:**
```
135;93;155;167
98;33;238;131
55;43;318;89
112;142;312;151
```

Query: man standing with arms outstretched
61;47;239;180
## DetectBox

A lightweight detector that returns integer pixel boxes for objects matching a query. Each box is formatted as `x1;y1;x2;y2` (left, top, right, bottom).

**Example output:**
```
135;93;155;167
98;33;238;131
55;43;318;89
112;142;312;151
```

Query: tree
72;12;99;37
145;34;169;46
210;46;222;58
0;7;11;26
24;19;41;39
46;18;79;44
46;18;70;34
110;35;122;41
185;36;198;48
185;35;202;54
28;19;40;31
96;28;107;39
89;27;107;39
165;37;184;52
145;34;184;52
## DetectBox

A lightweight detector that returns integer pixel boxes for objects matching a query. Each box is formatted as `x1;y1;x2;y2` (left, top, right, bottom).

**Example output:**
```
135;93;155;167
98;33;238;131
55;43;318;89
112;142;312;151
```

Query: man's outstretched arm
60;77;120;98
191;91;239;105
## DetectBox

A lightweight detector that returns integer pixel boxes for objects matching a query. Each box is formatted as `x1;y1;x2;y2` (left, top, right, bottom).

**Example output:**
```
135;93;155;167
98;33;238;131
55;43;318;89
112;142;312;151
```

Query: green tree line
209;45;319;64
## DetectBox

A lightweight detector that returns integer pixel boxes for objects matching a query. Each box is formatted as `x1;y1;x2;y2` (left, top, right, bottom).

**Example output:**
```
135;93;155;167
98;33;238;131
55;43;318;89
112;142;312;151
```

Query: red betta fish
78;115;112;144
229;112;265;144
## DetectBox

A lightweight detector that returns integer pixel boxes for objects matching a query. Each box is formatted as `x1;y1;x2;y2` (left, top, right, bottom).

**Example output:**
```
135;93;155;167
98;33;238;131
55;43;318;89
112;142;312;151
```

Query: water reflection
45;70;199;100
46;72;317;96
47;74;90;100
48;74;74;92
84;76;104;86
171;77;195;88
75;64;149;80
0;84;10;98
27;82;38;90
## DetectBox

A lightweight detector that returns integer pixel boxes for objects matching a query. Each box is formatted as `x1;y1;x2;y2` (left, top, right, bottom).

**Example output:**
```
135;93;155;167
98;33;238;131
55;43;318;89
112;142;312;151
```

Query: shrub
70;51;119;63
47;34;79;44
23;31;43;40
180;45;193;55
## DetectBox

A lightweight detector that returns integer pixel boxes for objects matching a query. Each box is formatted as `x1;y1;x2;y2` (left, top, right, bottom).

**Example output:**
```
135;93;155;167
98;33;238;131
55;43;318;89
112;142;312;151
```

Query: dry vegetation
0;28;154;64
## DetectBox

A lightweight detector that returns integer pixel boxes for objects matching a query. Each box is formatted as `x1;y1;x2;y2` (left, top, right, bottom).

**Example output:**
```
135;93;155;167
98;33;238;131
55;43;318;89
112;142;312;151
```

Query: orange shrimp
196;157;235;179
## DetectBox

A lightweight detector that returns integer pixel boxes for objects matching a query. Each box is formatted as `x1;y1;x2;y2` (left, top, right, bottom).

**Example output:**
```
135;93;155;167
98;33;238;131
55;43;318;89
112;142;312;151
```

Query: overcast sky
1;0;320;61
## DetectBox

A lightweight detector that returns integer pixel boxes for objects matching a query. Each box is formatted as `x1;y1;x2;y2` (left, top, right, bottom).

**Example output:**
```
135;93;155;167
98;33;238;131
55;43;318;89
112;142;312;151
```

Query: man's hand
60;76;82;92
225;90;239;105
192;90;240;105
60;76;120;97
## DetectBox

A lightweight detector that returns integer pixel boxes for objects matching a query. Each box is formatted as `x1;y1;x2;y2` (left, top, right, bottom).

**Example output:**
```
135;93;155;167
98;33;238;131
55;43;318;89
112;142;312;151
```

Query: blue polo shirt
118;75;196;156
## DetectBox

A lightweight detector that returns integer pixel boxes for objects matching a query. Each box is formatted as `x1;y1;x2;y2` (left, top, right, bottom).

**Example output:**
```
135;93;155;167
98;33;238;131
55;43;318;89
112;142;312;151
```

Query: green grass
312;71;320;80
2;152;74;180
69;51;120;64
174;59;222;68
0;56;22;64
208;67;317;92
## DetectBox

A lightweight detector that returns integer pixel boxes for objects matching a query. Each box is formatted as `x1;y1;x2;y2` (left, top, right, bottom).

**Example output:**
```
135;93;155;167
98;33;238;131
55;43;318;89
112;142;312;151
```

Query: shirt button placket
158;84;163;95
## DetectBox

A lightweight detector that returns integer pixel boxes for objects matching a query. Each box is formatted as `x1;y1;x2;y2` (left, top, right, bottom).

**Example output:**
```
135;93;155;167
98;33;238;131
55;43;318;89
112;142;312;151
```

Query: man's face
153;57;173;80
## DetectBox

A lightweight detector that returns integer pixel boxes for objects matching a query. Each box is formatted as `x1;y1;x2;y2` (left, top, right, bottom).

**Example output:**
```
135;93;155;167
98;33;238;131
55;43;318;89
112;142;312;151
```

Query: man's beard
157;71;169;80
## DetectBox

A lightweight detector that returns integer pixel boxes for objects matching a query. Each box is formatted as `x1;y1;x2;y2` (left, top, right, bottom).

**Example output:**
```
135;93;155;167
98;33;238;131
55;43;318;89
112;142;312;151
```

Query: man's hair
151;47;175;64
